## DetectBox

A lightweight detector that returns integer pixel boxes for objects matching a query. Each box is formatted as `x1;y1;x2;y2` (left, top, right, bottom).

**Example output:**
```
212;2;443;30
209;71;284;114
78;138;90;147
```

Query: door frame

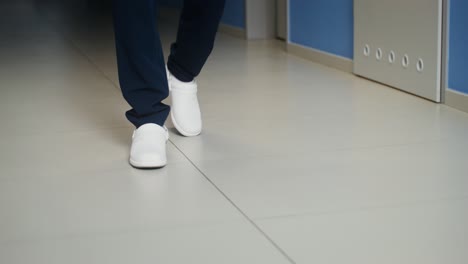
441;0;450;102
244;0;289;41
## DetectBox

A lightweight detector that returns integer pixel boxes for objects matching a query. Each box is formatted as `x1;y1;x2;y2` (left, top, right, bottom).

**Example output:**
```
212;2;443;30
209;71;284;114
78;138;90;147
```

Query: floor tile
0;161;244;242
256;199;468;264
0;127;183;179
2;1;468;263
0;221;289;264
0;27;130;135
194;140;468;218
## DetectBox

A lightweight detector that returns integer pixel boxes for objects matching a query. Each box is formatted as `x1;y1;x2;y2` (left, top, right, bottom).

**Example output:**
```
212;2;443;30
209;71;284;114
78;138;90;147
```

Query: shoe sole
129;159;167;169
171;112;202;137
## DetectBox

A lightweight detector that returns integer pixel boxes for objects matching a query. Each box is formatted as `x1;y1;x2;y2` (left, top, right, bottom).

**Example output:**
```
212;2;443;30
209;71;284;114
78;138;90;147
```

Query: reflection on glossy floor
1;1;467;263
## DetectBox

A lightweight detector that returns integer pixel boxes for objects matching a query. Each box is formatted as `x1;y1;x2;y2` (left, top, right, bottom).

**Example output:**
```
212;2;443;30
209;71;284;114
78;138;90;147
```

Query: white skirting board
286;43;468;114
287;43;353;73
218;24;246;39
445;89;468;113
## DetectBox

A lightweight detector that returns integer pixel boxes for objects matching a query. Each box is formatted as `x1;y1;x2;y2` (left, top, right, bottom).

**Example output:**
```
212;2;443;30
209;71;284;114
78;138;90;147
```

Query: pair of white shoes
129;70;202;169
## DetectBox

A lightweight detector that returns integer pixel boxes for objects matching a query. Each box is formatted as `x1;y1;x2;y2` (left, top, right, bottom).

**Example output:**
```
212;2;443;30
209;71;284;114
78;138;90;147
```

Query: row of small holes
363;45;424;72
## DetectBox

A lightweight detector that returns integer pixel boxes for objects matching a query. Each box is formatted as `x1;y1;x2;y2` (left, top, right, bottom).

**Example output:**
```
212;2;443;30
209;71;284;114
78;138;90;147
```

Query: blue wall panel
448;0;468;93
289;0;467;94
289;0;354;59
221;0;245;28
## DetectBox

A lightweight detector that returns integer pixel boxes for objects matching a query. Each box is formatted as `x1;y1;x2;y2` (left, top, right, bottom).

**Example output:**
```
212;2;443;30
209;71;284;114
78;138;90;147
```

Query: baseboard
287;43;353;73
445;89;468;113
219;24;246;39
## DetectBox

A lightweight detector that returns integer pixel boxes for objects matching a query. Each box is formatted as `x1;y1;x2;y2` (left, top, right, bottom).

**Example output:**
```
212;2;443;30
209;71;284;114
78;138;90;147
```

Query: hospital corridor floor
0;1;468;263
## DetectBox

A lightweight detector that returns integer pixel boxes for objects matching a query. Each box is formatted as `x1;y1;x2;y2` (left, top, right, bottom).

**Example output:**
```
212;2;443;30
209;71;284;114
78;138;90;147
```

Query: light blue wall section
289;0;354;59
221;0;245;28
448;0;468;94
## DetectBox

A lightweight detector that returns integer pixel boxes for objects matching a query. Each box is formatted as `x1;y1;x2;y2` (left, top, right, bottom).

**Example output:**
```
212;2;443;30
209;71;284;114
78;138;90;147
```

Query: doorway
244;0;288;41
276;0;287;40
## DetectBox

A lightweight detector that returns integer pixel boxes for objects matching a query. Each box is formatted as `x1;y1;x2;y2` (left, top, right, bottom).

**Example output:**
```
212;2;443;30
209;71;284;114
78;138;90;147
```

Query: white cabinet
354;0;448;102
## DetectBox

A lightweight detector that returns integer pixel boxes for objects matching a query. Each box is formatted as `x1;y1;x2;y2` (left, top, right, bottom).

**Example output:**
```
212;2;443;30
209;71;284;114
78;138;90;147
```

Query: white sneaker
129;124;169;169
167;68;202;137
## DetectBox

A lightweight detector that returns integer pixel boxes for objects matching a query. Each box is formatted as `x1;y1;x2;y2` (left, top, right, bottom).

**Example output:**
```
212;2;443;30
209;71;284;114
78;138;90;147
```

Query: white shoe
129;124;169;169
167;68;202;137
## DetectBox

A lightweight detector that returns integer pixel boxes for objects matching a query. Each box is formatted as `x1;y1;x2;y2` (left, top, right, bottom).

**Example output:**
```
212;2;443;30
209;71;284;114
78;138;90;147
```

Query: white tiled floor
1;1;467;263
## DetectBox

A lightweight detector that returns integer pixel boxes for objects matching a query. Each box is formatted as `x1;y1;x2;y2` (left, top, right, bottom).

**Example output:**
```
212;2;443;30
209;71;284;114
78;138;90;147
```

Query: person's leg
166;0;225;137
112;0;169;128
167;0;226;82
112;0;169;169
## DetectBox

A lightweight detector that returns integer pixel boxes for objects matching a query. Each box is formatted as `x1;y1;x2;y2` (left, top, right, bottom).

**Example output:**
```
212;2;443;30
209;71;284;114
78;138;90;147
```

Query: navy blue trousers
112;0;225;127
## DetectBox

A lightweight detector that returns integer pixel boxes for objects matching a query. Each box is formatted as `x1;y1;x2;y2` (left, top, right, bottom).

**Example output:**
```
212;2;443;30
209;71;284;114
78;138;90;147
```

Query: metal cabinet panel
354;0;444;102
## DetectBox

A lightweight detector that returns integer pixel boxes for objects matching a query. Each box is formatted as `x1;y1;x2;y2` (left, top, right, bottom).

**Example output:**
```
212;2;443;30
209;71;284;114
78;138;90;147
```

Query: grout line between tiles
168;141;297;264
48;25;122;93
50;19;289;263
52;25;293;263
252;195;468;223
70;43;121;92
